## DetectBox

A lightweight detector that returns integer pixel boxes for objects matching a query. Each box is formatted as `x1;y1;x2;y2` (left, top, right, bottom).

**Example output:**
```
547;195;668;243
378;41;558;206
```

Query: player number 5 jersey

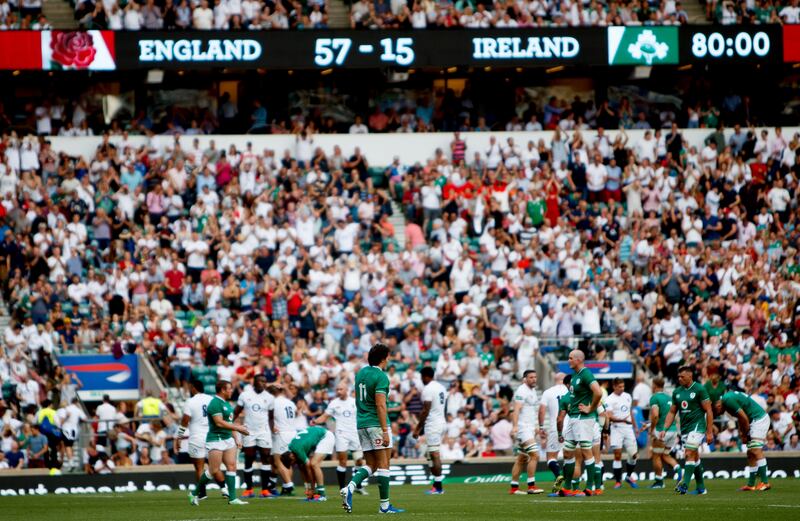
421;380;447;427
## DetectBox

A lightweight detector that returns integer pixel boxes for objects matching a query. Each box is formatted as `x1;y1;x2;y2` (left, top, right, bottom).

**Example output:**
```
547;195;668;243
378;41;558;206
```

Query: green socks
595;465;603;487
315;485;326;498
226;472;237;500
757;459;769;484
562;459;576;490
377;474;390;500
747;466;758;487
196;470;211;496
694;463;705;489
351;467;371;488
683;463;695;487
584;459;596;490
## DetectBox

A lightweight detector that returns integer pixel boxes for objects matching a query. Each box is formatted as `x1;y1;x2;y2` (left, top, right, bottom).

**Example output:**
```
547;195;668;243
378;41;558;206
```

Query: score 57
314;38;352;66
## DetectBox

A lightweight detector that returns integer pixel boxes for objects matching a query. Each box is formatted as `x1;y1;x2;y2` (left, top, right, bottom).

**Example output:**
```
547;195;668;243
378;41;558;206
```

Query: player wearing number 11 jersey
341;343;405;514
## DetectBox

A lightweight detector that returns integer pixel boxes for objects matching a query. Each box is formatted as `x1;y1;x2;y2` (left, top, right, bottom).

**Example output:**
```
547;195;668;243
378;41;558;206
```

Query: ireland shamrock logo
627;30;670;65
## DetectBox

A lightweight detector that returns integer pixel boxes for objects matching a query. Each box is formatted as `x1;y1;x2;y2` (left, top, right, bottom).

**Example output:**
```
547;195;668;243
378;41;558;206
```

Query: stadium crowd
0;102;799;471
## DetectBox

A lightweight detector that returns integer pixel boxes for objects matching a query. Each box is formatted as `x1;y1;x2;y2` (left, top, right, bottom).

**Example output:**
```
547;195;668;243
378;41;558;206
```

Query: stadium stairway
327;0;351;28
389;199;407;250
686;1;710;23
44;0;79;29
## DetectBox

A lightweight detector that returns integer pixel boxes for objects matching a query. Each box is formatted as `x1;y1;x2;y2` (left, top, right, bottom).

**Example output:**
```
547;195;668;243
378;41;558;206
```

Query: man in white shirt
177;380;224;498
234;375;276;497
770;409;797;445
509;370;544;495
348;115;369;134
586;154;608;203
58;398;87;467
538;373;569;483
271;385;298;495
606;378;639;488
312;382;367;494
413;367;448;494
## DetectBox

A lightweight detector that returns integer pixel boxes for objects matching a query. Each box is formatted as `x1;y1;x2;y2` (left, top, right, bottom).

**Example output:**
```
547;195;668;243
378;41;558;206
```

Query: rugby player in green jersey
555;350;603;497
340;343;404;514
645;377;681;488
190;380;250;506
715;391;771;491
662;366;714;495
280;426;336;501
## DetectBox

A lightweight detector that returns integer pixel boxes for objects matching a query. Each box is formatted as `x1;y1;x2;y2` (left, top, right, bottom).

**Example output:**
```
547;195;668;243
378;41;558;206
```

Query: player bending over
190;380;250;506
341;342;405;514
280;425;336;501
234;374;277;498
715;391;771;491
509;370;544;495
312;381;369;495
662;366;713;495
646;377;681;489
413;366;448;495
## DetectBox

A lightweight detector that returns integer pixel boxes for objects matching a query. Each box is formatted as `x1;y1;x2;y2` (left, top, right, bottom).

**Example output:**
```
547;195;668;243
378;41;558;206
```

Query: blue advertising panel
58;354;139;401
556;361;634;380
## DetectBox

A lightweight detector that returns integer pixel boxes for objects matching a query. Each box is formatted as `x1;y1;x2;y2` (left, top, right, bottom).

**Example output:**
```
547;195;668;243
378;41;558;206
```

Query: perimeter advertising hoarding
0;458;797;495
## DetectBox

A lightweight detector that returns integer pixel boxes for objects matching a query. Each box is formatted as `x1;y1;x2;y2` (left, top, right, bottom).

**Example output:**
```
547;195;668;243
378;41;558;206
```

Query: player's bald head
569;349;585;362
553;372;566;385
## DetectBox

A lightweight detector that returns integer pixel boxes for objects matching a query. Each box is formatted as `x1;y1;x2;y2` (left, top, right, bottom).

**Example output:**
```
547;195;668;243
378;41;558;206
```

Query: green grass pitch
3;481;798;521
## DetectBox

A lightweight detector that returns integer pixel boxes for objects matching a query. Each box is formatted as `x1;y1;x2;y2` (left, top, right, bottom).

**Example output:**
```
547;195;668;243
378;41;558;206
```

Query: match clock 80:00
690;30;771;59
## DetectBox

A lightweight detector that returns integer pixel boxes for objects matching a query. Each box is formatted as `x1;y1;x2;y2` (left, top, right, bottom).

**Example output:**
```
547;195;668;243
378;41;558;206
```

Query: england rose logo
41;31;116;71
50;31;97;69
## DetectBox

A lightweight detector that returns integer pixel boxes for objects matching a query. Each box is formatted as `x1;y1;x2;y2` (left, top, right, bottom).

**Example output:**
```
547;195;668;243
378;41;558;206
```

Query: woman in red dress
544;175;561;227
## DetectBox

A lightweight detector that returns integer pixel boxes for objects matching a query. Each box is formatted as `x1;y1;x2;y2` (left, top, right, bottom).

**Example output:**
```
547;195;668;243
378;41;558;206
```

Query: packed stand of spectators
73;0;328;30
0;85;783;141
1;104;800;469
351;0;690;29
709;0;800;24
0;0;52;29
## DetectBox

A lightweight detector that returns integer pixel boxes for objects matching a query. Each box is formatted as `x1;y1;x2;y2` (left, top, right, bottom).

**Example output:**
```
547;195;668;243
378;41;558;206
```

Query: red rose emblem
50;31;97;69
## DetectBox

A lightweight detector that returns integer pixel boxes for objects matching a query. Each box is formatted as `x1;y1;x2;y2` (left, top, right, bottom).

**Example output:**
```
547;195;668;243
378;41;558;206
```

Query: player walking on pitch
177;380;223;500
509;369;545;495
662;366;714;495
413;366;448;495
714;391;771;491
539;372;569;490
312;381;369;495
234;374;277;498
646;377;681;489
341;343;405;514
606;377;639;489
557;350;602;496
190;380;250;506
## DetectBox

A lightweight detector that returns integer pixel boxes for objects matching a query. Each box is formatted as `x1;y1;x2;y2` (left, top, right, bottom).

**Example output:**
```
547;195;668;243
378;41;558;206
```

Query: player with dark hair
341;342;405;514
413;366;447;495
234;374;277;498
662;366;714;495
509;369;544;495
190;380;250;506
646;377;681;489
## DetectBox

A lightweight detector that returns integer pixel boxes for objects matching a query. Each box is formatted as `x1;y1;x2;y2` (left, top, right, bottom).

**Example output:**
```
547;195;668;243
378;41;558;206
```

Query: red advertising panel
785;25;800;63
0;31;116;70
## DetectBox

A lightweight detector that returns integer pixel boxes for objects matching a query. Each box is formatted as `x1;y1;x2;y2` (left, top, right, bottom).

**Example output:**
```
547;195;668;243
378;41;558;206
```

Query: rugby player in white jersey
176;379;225;500
605;377;639;488
413;366;448;495
312;381;368;495
509;370;544;495
538;372;569;490
234;374;277;498
272;384;299;496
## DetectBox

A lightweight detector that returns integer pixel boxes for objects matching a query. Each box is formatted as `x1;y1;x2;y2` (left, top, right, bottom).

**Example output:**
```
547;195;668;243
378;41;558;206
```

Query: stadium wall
1;455;798;496
46;128;800;168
